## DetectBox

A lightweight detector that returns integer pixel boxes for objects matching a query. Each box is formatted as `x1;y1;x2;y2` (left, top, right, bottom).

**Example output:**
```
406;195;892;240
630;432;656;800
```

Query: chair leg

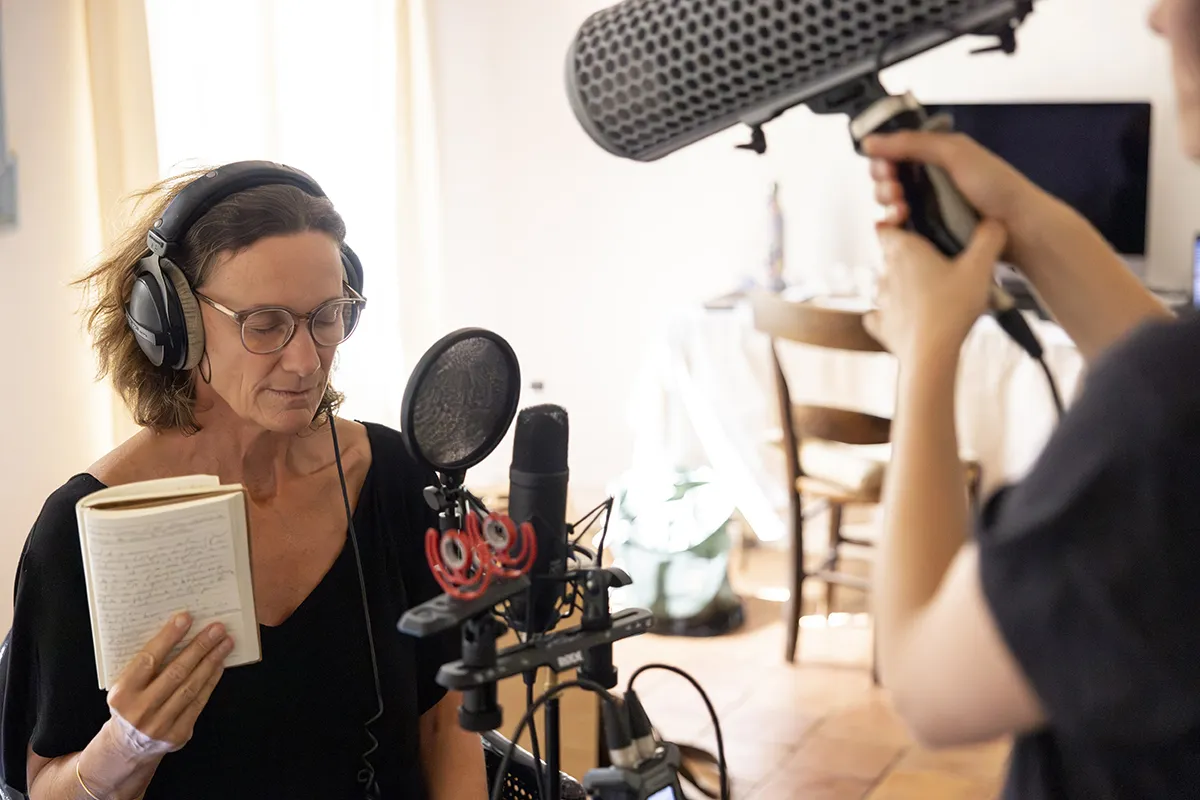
871;631;881;686
785;495;804;664
785;547;804;664
825;503;843;616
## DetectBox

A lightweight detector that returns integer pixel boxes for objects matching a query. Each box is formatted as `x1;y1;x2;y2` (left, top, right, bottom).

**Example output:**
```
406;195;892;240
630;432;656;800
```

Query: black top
976;312;1200;799
2;421;460;799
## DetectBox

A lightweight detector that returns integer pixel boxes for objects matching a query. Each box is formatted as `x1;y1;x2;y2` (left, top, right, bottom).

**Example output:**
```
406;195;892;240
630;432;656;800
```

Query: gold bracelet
75;756;104;800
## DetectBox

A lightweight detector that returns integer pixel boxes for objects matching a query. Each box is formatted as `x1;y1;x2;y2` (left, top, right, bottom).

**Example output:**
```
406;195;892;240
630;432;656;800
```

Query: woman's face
1150;0;1200;158
194;231;346;434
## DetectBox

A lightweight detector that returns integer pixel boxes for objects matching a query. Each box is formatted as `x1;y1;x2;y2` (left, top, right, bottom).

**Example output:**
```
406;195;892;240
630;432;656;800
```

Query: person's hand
34;616;232;800
864;220;1008;361
863;131;1043;236
104;613;233;752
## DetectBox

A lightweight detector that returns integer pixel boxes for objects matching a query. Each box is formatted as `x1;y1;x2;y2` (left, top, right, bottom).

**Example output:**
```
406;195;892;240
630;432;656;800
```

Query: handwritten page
82;493;259;688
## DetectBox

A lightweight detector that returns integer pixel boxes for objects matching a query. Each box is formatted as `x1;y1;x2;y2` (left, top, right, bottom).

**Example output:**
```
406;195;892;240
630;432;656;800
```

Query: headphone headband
126;159;364;372
148;161;328;258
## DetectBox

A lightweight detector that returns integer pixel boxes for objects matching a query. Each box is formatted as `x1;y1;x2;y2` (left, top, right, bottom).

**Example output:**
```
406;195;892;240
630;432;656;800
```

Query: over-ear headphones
124;160;366;371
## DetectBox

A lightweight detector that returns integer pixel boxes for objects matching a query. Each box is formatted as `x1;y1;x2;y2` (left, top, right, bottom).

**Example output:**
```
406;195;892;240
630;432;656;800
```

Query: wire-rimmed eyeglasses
194;284;367;355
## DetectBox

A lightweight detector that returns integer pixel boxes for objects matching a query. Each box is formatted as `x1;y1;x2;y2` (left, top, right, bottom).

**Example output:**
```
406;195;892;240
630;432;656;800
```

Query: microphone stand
546;680;562;800
540;564;625;800
401;478;645;797
399;564;648;794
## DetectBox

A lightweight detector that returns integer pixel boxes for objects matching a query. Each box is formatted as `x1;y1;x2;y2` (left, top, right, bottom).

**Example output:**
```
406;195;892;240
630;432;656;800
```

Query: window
143;0;420;425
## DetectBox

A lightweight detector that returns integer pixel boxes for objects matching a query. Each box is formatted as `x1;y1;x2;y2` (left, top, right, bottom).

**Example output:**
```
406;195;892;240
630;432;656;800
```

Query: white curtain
83;0;162;446
139;0;441;428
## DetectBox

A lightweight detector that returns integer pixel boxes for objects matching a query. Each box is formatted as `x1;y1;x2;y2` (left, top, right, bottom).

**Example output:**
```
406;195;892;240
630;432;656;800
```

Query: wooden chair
749;292;981;668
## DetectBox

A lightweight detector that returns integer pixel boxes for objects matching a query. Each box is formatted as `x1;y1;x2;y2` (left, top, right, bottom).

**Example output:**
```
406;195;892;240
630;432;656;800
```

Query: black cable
525;677;547;799
992;307;1064;418
595;498;613;567
570;498;610;545
569;543;596;562
1037;356;1065;418
490;679;619;800
329;413;386;799
628;664;729;800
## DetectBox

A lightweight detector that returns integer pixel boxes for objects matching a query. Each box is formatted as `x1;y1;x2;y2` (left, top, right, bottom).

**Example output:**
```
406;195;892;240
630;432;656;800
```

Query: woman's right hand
67;614;232;797
862;130;1048;239
106;613;233;751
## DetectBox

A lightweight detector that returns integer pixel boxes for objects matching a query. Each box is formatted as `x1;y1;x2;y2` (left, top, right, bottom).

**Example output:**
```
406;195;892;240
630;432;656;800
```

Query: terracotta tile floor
608;531;1012;799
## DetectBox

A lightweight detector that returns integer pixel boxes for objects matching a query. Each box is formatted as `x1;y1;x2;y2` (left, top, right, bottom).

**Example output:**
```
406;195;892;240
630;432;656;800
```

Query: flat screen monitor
925;102;1152;258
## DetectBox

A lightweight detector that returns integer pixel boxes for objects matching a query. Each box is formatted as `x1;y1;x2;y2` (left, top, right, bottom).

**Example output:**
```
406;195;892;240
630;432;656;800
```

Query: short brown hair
74;167;350;434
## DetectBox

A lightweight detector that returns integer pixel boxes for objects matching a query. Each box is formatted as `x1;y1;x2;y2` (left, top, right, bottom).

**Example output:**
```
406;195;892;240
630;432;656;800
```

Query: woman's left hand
864;219;1009;362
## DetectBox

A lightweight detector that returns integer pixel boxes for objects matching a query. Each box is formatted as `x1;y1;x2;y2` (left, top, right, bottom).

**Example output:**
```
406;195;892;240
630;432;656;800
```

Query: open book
76;475;261;690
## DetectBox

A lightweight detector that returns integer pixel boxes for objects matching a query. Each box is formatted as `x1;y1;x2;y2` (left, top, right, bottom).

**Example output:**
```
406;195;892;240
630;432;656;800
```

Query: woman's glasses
194;284;367;355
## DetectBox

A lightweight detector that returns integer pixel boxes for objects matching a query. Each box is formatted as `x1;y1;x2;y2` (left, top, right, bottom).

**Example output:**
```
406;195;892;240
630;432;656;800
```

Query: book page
82;493;259;689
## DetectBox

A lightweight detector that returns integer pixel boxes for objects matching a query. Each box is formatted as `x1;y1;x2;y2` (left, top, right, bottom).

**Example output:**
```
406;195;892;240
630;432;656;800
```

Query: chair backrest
481;729;587;800
749;290;887;354
749;291;892;451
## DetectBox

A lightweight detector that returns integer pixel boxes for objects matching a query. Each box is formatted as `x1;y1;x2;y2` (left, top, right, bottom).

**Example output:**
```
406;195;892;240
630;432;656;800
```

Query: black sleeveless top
1;422;460;799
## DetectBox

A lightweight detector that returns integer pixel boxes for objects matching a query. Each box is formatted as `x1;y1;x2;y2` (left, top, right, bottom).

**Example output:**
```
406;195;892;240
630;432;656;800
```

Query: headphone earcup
160;261;206;371
126;268;175;368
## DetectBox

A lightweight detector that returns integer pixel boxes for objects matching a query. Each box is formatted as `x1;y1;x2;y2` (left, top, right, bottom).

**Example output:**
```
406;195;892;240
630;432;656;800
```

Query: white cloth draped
626;300;1087;545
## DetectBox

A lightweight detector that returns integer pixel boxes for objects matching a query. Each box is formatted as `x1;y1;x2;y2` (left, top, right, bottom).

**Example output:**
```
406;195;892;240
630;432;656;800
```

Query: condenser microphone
564;0;1035;163
506;404;570;636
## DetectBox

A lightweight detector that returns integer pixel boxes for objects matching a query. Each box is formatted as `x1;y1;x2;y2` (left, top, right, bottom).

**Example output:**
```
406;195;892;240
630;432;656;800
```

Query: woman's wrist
898;339;961;394
74;720;162;799
898;328;966;370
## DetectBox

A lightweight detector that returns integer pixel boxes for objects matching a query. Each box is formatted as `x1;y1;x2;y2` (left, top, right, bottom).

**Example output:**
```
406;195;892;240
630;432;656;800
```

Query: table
623;298;1087;545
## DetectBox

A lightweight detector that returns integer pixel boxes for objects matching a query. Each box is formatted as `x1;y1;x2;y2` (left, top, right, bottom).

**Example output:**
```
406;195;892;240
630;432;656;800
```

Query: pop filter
400;327;521;477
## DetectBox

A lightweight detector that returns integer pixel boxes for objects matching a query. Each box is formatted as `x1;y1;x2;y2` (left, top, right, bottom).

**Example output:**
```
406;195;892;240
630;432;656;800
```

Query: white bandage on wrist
106;709;180;758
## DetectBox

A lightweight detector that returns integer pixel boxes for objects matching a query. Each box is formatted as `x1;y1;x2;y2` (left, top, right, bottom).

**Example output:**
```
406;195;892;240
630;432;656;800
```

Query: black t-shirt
1;421;461;799
977;312;1200;798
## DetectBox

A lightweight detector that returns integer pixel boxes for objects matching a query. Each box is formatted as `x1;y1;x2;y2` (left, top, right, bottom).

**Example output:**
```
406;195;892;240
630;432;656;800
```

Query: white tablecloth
625;300;1086;545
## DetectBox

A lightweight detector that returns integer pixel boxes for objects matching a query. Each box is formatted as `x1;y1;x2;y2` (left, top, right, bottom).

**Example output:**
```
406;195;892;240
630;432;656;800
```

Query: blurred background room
1;0;1194;797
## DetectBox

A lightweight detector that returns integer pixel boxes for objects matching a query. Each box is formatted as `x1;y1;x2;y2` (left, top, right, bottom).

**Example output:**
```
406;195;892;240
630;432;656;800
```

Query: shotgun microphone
563;0;1063;415
564;0;1035;163
506;404;571;635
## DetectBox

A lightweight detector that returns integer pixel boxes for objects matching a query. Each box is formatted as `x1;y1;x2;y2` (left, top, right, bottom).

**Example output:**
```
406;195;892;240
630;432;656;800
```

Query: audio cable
627;664;729;800
489;678;620;800
328;412;386;799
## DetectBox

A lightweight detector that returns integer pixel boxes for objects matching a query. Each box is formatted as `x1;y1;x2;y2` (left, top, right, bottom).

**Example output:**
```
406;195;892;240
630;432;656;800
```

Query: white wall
0;0;113;627
427;0;1200;504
